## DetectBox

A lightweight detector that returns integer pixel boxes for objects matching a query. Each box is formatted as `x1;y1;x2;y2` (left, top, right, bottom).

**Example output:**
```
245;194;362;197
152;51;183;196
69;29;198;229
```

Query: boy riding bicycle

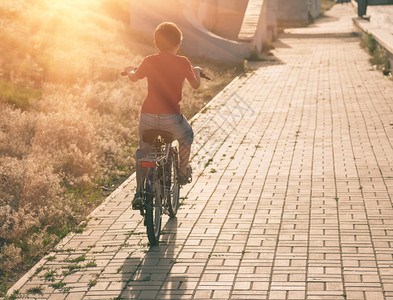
124;22;202;209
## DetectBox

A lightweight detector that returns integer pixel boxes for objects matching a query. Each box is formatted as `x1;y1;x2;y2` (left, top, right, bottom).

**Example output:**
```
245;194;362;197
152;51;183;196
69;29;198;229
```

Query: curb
351;1;393;69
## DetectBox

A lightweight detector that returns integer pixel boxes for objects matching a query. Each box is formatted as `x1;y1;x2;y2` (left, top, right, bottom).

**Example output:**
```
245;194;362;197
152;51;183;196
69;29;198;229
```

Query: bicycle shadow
120;217;189;299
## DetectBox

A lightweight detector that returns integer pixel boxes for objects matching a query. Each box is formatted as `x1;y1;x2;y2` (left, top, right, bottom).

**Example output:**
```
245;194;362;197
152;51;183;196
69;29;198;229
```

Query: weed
361;33;391;73
43;269;57;282
73;222;88;234
50;281;67;290
126;230;144;237
86;260;98;268
67;255;86;264
3;289;20;300
88;279;97;287
210;169;217;174
33;266;45;276
204;158;213;168
27;286;43;294
63;264;83;275
46;256;56;262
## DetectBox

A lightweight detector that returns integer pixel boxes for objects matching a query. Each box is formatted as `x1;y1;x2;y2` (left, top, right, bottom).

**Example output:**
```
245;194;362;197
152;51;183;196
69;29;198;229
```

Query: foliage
361;33;391;72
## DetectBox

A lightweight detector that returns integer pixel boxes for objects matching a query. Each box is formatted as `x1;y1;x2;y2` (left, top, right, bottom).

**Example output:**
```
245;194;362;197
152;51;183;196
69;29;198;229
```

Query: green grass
0;80;41;110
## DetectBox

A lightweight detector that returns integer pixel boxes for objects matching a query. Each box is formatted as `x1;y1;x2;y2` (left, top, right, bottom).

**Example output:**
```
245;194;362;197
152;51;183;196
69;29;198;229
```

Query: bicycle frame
141;143;171;208
137;134;180;245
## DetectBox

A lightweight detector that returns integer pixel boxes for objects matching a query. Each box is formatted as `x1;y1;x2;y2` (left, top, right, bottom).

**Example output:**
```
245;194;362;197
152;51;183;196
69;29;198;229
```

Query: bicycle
136;129;180;245
121;68;210;245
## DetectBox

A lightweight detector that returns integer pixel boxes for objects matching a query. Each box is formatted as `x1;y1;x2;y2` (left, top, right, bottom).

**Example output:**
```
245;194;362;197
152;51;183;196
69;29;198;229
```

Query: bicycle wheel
167;149;180;218
144;169;162;246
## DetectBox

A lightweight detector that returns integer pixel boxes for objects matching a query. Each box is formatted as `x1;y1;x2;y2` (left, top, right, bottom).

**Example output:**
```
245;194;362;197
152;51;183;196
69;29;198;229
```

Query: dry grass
0;0;239;295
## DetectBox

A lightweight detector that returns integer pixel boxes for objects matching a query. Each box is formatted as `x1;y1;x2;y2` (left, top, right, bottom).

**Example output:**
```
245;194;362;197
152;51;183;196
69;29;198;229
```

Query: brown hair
154;22;182;52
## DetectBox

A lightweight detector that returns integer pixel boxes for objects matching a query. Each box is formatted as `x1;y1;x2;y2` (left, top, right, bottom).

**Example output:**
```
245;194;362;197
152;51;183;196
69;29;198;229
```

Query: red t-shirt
134;52;196;114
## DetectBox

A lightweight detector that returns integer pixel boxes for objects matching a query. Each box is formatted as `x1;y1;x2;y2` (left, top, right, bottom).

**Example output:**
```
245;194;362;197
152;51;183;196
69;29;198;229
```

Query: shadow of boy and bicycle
118;217;190;299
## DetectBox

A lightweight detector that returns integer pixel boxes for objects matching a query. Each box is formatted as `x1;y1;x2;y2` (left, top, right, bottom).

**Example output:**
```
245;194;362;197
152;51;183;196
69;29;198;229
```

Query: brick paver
9;3;393;300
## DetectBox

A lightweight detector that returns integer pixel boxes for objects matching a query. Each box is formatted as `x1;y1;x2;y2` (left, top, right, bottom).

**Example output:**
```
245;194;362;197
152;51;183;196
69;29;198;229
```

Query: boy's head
154;22;182;52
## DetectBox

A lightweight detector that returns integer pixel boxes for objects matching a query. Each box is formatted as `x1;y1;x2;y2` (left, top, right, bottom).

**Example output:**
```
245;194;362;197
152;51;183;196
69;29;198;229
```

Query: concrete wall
197;0;249;40
309;0;321;19
276;0;321;26
129;0;276;63
129;0;181;34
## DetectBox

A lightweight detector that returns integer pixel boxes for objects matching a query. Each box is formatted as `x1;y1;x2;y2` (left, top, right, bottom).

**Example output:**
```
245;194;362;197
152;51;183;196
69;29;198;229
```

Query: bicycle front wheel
168;149;180;218
145;170;162;246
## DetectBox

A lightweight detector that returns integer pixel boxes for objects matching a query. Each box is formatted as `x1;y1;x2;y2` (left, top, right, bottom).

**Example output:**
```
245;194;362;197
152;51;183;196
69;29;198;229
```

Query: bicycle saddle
142;130;174;144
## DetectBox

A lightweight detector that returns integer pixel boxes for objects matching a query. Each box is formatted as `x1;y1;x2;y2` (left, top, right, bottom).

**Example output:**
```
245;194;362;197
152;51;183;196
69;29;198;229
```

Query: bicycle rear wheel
167;149;180;218
144;169;162;246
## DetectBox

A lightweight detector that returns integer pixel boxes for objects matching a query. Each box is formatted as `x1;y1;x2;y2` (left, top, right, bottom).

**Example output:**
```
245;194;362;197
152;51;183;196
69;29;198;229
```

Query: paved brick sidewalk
9;3;393;300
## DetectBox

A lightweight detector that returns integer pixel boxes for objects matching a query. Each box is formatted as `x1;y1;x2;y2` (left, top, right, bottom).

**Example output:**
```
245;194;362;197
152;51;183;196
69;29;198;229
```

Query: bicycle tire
167;148;180;218
144;169;162;246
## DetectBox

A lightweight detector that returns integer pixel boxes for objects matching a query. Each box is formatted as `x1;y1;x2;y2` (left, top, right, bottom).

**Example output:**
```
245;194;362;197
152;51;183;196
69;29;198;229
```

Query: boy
124;22;202;209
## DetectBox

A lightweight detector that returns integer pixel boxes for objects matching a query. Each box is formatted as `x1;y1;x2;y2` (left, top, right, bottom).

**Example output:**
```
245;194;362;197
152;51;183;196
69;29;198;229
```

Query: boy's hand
123;66;138;82
193;66;203;77
124;66;136;74
190;66;202;89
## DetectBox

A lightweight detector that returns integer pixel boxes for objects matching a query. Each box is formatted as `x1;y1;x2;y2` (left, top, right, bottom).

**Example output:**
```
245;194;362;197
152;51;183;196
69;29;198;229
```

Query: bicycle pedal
132;203;142;210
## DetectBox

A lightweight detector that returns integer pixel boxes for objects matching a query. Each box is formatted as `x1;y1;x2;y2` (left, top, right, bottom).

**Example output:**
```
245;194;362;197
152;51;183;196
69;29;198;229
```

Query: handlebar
200;72;211;81
121;68;211;80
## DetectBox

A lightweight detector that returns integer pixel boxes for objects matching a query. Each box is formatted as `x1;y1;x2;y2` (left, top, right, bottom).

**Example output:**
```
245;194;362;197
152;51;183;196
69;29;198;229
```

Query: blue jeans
135;113;194;191
136;113;193;159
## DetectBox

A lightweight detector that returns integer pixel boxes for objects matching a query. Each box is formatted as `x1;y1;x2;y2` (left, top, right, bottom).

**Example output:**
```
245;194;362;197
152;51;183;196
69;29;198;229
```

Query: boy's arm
189;67;202;89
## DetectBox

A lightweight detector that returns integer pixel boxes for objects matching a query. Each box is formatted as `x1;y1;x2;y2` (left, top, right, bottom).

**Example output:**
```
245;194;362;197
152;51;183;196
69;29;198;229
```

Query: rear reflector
141;161;155;168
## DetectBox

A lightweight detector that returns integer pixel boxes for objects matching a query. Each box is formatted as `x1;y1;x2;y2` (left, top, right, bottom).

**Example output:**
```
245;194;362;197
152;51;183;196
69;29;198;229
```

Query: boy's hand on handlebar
193;66;203;75
121;66;136;76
